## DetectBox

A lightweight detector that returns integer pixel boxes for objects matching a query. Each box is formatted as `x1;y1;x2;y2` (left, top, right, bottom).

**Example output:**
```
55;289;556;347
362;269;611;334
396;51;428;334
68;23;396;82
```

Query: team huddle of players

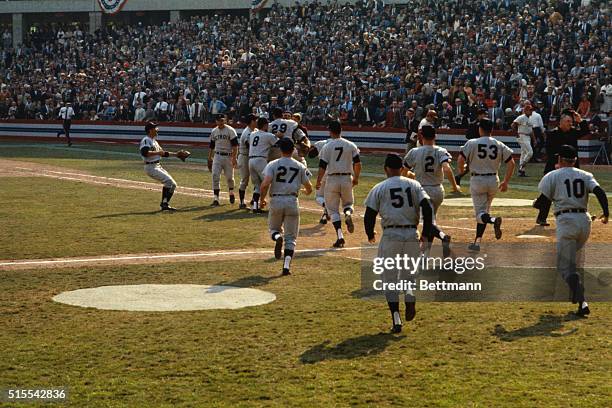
139;114;609;332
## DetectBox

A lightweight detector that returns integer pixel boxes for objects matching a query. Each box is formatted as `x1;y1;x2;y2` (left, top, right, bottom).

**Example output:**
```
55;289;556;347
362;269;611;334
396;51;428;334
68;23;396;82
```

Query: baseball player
268;108;309;163
402;125;460;257
316;121;361;248
364;153;434;333
511;103;534;177
56;102;75;146
308;139;331;224
238;114;257;209
249;117;282;213
207;114;238;207
536;145;608;316
139;122;187;211
259;138;313;276
457;119;516;251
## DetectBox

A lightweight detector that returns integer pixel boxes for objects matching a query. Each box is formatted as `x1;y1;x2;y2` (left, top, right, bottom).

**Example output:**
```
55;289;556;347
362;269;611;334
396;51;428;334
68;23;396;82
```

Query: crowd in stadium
0;0;610;131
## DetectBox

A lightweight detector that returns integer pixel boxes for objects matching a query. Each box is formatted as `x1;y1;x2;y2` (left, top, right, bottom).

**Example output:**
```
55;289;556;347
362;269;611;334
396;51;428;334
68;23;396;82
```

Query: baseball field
1;140;611;407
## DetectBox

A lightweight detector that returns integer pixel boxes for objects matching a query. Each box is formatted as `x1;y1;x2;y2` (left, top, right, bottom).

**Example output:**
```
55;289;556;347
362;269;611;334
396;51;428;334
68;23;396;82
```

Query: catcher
139;122;191;211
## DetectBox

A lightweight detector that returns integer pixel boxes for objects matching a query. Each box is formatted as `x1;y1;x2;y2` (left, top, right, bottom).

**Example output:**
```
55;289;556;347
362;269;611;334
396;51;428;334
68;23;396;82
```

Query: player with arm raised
259;138;313;276
457;119;515;251
536;145;608;316
316;121;361;248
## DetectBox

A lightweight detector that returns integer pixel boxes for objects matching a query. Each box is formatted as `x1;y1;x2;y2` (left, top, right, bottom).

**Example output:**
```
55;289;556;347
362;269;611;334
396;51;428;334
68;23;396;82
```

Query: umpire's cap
558;144;577;159
144;121;158;134
384;153;403;169
479;118;494;133
278;137;295;153
328;120;342;134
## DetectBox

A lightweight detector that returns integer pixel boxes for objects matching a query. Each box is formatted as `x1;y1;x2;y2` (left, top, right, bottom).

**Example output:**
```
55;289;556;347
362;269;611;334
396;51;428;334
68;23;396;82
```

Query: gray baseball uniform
263;157;312;251
461;136;513;223
210;125;238;190
313;139;329;206
139;136;177;189
539;167;599;281
512;113;533;169
249;130;279;194
238;126;255;191
403;145;451;213
268;119;307;161
320;137;360;223
365;176;429;301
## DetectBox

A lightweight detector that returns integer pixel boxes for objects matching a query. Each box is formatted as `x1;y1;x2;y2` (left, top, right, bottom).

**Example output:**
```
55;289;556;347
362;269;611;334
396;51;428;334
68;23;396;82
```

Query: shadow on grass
300;332;405;364
300;223;328;237
93;210;162;218
194;208;265;221
492;313;582;342
215;274;284;288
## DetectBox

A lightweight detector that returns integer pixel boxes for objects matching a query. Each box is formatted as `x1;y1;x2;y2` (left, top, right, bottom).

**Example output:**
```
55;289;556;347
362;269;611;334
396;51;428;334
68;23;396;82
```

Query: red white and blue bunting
97;0;128;15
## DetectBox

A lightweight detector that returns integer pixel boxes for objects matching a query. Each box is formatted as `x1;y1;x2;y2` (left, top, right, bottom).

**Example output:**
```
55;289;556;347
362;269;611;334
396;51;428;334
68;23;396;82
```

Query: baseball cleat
239;203;247;209
282;268;291;276
518;170;527;177
391;324;402;334
160;204;177;212
468;243;480;252
253;208;265;214
229;194;235;204
576;302;590;317
442;235;452;258
319;214;327;224
211;200;220;207
274;236;283;260
536;219;550;226
345;214;354;233
332;238;345;248
405;302;416;322
494;217;503;240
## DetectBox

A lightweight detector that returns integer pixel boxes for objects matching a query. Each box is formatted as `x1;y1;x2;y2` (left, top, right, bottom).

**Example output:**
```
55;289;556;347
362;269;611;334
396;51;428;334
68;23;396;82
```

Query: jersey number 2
424;156;435;172
390;187;414;208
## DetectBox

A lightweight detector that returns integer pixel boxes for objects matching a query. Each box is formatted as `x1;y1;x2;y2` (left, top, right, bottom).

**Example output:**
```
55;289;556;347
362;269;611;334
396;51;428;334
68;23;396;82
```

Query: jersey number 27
276;166;299;183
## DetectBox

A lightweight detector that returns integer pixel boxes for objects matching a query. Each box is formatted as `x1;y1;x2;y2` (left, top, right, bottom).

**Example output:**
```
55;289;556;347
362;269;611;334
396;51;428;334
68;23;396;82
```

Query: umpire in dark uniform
534;111;590;225
455;109;487;185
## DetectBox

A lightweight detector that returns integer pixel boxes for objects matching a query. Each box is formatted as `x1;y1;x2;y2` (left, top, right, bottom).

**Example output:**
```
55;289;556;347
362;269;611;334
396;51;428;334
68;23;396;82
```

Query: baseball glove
296;141;310;157
176;150;191;162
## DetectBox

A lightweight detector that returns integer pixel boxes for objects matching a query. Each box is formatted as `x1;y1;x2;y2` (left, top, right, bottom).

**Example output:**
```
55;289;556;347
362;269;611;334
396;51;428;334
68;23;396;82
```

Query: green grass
1;259;610;407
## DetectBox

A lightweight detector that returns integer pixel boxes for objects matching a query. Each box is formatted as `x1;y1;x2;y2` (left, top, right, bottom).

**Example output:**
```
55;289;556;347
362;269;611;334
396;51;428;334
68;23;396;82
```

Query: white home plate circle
444;198;533;207
53;284;276;311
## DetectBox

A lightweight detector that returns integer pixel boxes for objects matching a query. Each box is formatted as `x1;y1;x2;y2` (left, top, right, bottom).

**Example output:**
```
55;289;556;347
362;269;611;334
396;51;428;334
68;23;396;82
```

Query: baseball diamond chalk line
53;284;277;311
8;165;473;231
5;144;611;197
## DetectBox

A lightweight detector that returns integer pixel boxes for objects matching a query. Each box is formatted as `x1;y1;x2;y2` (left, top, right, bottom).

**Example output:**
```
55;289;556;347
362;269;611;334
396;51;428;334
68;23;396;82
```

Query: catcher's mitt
296;141;310;158
176;150;191;162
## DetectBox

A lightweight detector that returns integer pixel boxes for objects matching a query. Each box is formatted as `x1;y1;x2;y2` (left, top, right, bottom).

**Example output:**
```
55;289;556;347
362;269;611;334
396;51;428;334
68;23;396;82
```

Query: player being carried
535;145;608;316
316;121;361;248
268;108;310;164
402;125;460;257
259;138;313;276
457;119;516;251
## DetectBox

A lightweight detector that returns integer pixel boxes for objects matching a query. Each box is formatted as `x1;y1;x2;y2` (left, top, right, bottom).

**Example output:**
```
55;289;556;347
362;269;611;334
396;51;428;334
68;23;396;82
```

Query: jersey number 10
563;178;585;198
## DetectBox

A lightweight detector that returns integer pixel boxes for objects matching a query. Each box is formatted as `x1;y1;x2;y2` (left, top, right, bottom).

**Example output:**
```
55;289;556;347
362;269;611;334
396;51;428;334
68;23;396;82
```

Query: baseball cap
407;108;415;113
144;122;158;133
558;145;577;159
278;137;295;153
384;153;403;169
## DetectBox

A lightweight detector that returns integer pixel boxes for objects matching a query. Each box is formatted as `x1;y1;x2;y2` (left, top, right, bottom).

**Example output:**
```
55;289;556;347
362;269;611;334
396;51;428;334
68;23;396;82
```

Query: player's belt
383;225;417;229
272;193;298;197
329;173;352;176
554;208;587;217
471;172;496;176
249;155;267;159
215;152;231;156
145;160;160;164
